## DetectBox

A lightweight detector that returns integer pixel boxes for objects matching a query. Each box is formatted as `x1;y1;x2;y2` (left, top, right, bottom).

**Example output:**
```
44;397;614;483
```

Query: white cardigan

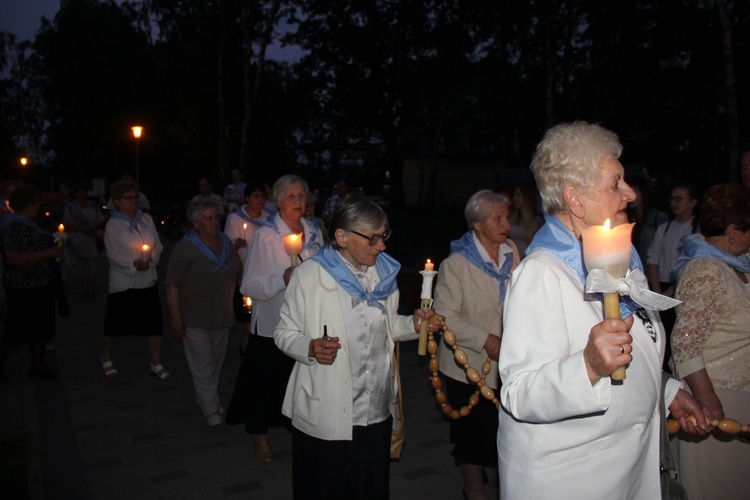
498;250;681;500
274;257;417;441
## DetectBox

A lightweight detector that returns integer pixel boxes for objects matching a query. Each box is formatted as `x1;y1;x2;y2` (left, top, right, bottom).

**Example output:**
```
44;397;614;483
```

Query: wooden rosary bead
667;416;750;436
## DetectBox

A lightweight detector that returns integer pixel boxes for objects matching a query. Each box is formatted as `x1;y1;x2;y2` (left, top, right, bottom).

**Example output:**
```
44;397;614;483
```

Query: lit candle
141;244;151;262
243;296;253;312
418;262;438;356
580;219;635;380
55;224;65;262
282;233;303;267
242;222;248;241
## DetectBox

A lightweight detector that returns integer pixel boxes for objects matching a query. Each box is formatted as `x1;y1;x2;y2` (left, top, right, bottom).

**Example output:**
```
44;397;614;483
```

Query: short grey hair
464;190;510;229
187;198;221;223
272;174;310;207
531;121;622;214
329;195;387;250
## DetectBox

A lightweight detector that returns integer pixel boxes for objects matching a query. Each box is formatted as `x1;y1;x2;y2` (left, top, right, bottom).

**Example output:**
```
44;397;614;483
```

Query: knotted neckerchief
183;228;232;272
528;214;646;316
262;213;319;253
450;231;514;304
310;245;400;313
0;213;47;235
673;233;750;279
109;209;144;232
234;206;267;228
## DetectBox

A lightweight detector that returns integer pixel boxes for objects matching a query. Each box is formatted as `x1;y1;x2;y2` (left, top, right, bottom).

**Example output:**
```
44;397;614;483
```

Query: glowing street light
19;157;28;180
131;126;143;186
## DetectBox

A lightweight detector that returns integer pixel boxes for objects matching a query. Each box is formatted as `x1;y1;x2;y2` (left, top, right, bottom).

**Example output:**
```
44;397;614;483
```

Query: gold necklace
427;316;499;420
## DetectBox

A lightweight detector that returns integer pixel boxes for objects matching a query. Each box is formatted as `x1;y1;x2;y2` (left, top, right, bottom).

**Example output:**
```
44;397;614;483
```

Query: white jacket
274;257;417;441
498;250;681;500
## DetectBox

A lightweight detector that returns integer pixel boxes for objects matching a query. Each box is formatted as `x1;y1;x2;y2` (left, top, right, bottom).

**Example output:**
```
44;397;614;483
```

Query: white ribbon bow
585;268;682;311
53;232;68;244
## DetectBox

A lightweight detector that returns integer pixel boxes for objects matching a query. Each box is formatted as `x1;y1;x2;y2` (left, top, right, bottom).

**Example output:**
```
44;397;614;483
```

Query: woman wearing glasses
100;180;169;380
274;195;440;499
433;189;520;500
226;175;323;463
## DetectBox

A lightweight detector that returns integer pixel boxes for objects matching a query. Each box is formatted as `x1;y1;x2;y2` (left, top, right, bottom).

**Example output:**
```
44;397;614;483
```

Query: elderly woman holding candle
225;174;323;463
165;199;243;427
433;189;519;500
274;196;439;499
497;122;711;499
100;180;169;380
670;182;750;500
223;180;271;353
0;184;63;381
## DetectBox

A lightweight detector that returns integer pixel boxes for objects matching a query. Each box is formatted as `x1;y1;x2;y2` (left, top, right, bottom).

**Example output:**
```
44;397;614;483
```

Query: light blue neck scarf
0;213;46;234
262;213;319;250
450;231;514;304
184;228;232;272
673;234;750;279
310;245;400;313
110;209;144;232
527;214;645;316
235;206;266;228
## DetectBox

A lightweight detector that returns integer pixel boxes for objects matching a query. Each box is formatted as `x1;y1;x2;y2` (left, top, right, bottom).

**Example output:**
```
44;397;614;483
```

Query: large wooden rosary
426;315;499;420
667;415;750;437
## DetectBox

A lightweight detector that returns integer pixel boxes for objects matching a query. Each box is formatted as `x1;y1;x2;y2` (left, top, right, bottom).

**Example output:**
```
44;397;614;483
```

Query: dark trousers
292;418;392;500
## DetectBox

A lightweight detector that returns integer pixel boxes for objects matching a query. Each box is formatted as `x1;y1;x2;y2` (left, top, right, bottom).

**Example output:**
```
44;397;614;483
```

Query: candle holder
54;224;67;262
282;233;303;267
418;260;438;356
580;219;634;381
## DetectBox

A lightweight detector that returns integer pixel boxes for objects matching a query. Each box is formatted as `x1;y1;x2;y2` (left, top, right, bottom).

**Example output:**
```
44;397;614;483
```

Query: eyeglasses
350;229;392;246
121;195;140;201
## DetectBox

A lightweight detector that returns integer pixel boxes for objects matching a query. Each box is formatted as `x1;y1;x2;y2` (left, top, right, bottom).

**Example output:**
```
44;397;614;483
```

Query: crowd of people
0;123;748;499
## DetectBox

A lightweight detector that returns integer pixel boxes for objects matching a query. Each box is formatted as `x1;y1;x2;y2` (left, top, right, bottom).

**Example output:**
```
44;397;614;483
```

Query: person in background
191;176;225;218
304;192;327;243
0;184;63;381
274;196;440;499
48;179;72;229
434;189;520;500
223;180;271;353
628;180;669;265
262;179;279;215
670;182;750;500
165;199;242;427
321;178;349;227
106;171;151;214
646;182;699;370
508;184;542;258
740;147;750;189
225;174;322;463
497;122;710;499
0;180;21;215
62;182;105;301
223;168;247;215
100;180;169;380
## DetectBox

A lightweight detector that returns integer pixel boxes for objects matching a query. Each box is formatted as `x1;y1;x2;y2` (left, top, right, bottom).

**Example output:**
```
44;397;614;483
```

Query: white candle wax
282;233;303;256
419;269;437;300
580;220;635;279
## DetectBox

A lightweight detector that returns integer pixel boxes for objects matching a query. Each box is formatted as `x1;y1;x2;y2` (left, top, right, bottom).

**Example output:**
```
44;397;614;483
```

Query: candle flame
243;223;247;229
603;218;611;230
427;259;432;264
58;224;65;232
142;244;150;251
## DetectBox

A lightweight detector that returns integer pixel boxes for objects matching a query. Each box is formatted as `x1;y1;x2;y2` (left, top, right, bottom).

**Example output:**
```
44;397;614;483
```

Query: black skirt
102;286;164;337
444;374;499;467
2;286;55;345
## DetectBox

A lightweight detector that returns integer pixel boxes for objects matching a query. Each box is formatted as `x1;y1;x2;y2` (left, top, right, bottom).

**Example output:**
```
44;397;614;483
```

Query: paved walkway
0;237;499;500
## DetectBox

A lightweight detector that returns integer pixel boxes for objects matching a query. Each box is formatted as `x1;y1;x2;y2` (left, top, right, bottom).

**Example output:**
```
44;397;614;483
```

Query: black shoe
29;366;58;379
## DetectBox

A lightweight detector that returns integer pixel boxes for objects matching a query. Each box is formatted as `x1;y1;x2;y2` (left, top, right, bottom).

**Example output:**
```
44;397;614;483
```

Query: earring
729;237;736;245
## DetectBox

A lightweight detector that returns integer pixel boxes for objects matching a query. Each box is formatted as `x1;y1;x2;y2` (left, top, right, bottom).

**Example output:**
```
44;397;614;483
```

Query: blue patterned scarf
310;245;400;313
450;231;515;304
527;214;645;316
673;234;750;279
184;228;232;272
110;209;144;232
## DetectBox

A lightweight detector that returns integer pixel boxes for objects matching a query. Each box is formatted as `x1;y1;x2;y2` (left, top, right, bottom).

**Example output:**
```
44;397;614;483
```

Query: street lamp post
19;157;28;181
131;126;143;186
